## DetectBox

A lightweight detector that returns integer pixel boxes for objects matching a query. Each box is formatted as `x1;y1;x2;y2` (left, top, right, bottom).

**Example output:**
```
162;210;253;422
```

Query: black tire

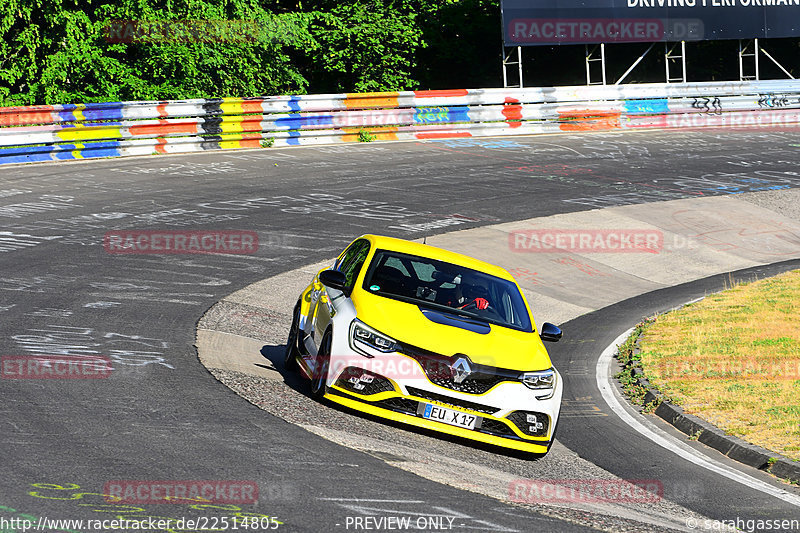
283;300;301;372
310;330;332;400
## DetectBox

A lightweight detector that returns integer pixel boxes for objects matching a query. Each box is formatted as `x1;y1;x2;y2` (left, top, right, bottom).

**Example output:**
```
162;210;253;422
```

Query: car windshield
362;250;532;332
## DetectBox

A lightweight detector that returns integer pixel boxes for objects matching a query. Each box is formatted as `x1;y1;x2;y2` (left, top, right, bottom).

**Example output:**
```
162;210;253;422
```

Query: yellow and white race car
285;235;563;455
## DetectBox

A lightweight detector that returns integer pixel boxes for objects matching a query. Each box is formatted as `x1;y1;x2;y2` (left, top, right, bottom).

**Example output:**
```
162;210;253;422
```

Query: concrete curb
630;359;800;485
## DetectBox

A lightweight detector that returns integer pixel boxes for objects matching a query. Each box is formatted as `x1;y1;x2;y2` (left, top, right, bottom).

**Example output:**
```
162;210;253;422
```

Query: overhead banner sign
502;0;800;46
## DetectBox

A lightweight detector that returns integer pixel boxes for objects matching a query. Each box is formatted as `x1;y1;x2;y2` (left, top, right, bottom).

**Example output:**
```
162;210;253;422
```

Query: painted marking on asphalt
597;327;800;509
560;396;608;418
319;498;425;503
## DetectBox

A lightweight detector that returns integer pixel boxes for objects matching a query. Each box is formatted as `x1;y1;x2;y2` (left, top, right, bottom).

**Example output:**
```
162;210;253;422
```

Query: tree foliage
1;0;313;104
305;0;423;93
0;0;436;104
1;0;504;105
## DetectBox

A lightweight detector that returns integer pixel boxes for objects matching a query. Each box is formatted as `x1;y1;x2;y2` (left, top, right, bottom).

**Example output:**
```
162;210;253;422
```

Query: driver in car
447;275;491;310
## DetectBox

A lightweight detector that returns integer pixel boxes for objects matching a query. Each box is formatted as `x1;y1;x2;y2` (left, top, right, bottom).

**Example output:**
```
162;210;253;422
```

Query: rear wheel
283;300;301;372
310;330;332;400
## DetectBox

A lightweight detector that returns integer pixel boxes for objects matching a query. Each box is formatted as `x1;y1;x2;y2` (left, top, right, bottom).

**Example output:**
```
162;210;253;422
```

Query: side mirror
540;322;562;342
319;269;349;295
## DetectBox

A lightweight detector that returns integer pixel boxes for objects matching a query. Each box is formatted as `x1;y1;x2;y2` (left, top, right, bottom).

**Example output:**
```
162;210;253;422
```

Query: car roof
360;234;515;282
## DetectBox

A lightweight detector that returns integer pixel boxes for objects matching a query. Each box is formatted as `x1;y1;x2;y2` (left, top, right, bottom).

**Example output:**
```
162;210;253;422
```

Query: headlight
349;319;399;356
520;368;557;400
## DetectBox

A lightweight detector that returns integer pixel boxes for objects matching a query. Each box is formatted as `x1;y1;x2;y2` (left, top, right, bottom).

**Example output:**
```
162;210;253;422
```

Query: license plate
420;403;478;430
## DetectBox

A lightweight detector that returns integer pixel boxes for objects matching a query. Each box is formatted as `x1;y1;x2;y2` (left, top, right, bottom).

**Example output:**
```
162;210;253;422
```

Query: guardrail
2;80;800;165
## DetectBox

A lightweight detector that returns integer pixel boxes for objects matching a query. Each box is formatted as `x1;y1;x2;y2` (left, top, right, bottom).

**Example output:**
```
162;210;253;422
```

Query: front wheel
310;330;331;400
283;300;301;372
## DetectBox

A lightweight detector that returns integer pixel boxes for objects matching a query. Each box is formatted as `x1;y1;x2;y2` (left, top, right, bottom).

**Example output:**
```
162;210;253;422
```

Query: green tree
304;0;424;93
0;0;315;105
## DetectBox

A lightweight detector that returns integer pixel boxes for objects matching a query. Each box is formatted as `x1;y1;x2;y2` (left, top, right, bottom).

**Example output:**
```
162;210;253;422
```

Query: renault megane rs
284;234;563;454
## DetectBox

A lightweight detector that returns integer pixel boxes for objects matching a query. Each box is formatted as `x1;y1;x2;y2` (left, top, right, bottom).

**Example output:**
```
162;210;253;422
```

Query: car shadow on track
259;344;308;392
259;342;547;462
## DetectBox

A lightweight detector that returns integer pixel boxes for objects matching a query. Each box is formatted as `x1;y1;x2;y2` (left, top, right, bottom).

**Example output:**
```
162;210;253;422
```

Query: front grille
406;386;499;415
480;418;517;438
400;344;519;395
507;411;550;437
334;367;395;395
428;374;505;394
374;397;419;415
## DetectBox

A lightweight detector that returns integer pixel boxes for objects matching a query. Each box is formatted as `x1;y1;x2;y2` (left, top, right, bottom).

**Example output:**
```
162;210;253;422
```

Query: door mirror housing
319;269;349;296
540;322;562;342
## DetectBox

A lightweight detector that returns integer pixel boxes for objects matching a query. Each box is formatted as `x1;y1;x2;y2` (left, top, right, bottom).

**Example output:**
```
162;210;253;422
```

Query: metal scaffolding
585;44;606;85
501;46;524;88
503;40;796;87
739;39;795;81
665;41;687;83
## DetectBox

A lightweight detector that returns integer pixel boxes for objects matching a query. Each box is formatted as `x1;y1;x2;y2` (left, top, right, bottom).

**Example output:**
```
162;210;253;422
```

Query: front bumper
324;349;563;454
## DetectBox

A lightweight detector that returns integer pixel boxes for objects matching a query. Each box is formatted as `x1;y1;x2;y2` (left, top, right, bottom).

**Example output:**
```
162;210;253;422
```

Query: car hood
353;291;553;371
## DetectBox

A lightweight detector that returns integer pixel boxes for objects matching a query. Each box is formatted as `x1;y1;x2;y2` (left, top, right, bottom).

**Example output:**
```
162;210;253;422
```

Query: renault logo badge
451;357;472;384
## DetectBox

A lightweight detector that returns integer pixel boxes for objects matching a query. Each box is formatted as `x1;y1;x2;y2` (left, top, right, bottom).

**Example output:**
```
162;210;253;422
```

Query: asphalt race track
1;129;800;532
550;260;800;523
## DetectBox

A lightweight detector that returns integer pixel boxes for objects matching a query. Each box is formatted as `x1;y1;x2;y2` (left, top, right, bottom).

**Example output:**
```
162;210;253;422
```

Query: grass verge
618;270;800;462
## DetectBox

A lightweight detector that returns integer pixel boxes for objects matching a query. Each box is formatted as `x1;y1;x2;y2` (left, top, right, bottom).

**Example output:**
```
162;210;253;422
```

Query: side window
384;256;411;277
337;240;370;289
335;242;357;270
409;259;435;282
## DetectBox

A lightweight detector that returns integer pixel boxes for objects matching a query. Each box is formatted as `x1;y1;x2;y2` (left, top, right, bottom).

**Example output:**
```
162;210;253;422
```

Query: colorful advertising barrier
1;80;800;165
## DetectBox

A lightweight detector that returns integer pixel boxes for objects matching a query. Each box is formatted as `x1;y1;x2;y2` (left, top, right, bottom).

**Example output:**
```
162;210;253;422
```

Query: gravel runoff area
738;188;800;220
209;368;696;533
196;189;800;532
